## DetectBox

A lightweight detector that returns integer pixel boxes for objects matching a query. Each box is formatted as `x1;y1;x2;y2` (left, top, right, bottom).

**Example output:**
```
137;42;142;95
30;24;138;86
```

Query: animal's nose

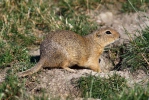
119;35;121;38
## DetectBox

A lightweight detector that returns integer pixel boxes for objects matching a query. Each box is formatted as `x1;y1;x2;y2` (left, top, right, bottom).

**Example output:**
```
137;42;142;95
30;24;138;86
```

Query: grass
55;0;102;15
0;70;22;100
122;27;149;72
0;43;30;67
77;73;128;99
108;27;149;73
114;85;149;100
0;69;49;100
0;0;149;99
121;0;149;12
77;73;149;100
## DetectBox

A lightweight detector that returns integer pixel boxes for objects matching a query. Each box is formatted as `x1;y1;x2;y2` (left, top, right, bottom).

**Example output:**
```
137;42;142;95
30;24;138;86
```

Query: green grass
109;27;149;72
0;42;30;67
0;68;49;100
122;27;149;72
113;84;149;100
0;70;22;100
77;73;128;99
121;0;149;12
77;74;149;100
55;0;102;16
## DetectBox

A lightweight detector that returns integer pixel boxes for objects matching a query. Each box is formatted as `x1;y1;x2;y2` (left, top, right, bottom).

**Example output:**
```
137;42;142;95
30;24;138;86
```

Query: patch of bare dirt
23;68;148;99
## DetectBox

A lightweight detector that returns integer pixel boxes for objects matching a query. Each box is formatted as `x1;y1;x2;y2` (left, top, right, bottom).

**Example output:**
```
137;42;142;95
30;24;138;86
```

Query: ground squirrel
17;28;120;77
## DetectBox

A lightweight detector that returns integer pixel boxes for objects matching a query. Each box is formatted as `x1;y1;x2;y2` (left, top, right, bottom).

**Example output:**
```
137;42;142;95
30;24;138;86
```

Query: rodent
17;27;120;77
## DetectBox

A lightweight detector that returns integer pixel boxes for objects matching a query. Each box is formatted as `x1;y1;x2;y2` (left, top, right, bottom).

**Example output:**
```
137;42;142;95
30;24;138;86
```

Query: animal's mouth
115;38;120;42
110;37;120;44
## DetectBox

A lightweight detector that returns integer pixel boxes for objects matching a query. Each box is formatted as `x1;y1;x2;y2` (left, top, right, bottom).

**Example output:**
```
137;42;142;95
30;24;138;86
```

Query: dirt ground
1;6;149;99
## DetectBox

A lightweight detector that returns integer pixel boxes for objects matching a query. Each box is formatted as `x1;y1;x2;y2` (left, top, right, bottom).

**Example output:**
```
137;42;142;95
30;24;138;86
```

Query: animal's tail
17;58;46;77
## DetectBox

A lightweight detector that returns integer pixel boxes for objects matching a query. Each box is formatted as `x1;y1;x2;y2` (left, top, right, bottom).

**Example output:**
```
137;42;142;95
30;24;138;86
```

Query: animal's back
40;30;88;67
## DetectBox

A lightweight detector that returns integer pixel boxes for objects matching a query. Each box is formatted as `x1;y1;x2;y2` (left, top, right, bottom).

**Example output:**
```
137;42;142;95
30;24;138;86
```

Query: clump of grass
108;27;149;72
121;28;149;72
55;0;102;16
58;15;98;35
0;41;29;67
0;71;22;100
77;73;128;99
121;0;149;12
113;84;149;100
77;73;149;100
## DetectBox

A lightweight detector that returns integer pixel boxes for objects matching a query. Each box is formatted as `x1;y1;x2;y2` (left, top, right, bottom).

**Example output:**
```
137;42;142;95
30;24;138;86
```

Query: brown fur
17;28;120;77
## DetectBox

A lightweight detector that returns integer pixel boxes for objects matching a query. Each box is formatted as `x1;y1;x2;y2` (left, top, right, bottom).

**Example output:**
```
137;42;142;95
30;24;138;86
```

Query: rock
96;12;114;26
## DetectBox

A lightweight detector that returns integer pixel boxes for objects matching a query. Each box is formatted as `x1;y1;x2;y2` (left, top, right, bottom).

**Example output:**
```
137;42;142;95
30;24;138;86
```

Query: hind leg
61;61;76;72
46;49;76;72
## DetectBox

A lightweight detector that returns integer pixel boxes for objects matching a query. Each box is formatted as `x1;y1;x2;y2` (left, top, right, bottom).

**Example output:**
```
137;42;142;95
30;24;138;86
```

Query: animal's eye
105;31;111;34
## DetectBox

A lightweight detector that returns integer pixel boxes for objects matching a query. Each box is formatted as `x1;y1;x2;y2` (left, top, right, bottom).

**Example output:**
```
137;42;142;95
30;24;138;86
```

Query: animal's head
93;28;120;47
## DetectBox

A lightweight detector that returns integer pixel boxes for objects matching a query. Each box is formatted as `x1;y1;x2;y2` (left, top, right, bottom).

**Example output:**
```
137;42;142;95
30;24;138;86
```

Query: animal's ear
96;32;101;37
